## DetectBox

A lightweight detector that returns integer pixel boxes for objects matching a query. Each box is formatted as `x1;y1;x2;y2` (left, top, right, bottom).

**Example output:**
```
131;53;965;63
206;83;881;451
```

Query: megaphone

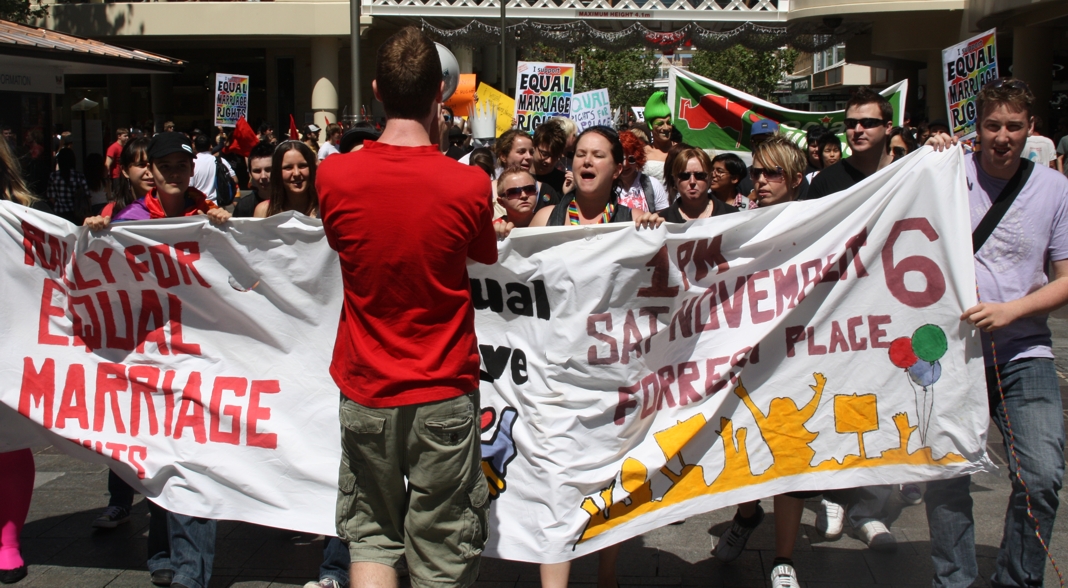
435;43;460;103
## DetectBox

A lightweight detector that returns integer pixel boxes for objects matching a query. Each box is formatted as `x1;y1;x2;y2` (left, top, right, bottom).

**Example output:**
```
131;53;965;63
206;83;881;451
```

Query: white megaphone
435;43;460;102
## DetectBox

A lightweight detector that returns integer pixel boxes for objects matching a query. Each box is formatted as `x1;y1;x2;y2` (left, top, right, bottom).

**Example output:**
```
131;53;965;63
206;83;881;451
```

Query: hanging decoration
421;19;867;54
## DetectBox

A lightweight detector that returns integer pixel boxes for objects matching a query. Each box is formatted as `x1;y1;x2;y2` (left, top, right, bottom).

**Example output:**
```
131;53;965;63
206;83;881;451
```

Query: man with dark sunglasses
804;88;895;201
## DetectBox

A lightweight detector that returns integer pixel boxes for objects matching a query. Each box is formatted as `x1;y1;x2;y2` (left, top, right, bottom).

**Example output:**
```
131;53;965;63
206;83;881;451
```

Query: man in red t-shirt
318;27;496;588
105;127;129;192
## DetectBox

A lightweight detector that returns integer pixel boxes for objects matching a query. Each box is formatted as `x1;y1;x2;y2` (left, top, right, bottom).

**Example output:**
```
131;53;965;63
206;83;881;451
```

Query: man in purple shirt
927;79;1068;587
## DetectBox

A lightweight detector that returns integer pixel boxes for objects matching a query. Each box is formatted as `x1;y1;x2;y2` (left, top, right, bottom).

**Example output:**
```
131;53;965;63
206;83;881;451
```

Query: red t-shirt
106;141;123;178
318;140;498;408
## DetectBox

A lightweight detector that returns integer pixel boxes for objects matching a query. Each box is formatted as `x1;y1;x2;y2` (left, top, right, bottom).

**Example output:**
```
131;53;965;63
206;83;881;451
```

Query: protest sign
446;73;477;114
571;89;612;131
214;73;250;128
0;147;990;563
632;106;645;123
514;61;575;133
476;82;516;138
942;29;998;137
670;68;907;154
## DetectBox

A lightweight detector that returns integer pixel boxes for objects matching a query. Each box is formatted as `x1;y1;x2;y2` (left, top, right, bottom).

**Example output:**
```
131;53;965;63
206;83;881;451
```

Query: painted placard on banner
476;82;516;138
215;73;250;128
942;29;998;137
571;89;612;131
514;61;575;133
0;147;990;563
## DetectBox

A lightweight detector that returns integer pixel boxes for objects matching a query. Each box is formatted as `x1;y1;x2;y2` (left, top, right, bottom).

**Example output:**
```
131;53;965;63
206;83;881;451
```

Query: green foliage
0;0;48;24
524;44;659;109
689;46;799;100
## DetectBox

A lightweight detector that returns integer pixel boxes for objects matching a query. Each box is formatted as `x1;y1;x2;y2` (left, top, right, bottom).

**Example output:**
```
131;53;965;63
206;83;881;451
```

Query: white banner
0;148;991;564
571;89;612;131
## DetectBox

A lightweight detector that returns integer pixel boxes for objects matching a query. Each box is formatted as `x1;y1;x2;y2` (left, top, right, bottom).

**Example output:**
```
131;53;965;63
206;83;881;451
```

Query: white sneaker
770;563;800;588
855;520;897;552
303;579;341;588
814;498;844;540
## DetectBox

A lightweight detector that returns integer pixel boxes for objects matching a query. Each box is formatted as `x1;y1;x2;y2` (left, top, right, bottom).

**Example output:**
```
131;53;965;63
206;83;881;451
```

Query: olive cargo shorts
336;391;489;588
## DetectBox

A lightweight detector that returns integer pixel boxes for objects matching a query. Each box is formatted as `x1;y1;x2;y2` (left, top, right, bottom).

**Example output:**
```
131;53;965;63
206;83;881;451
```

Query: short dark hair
846;87;893;122
116;128;129;137
326;123;342;139
575;126;623;166
248;141;275;162
468;147;495;178
817;133;842;166
532;120;568;159
193;133;212;153
712;152;746;181
976;78;1035;120
375;27;441;120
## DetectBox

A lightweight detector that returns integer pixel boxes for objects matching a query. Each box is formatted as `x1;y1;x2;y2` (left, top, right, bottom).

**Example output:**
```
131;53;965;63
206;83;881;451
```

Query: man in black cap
338;124;381;154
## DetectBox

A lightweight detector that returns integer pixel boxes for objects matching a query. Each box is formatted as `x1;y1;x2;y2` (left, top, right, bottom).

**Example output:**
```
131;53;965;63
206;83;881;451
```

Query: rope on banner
979;285;1065;588
420;19;868;53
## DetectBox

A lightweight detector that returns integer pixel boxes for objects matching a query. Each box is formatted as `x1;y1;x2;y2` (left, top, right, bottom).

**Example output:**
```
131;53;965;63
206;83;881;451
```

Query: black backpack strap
972;159;1034;254
638;174;658;213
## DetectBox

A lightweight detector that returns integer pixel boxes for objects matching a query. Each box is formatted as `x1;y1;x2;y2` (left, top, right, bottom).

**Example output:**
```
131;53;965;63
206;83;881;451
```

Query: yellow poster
475;82;515;138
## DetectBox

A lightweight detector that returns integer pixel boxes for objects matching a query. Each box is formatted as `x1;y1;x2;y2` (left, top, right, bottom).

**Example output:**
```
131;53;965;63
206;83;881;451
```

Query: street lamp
351;0;362;121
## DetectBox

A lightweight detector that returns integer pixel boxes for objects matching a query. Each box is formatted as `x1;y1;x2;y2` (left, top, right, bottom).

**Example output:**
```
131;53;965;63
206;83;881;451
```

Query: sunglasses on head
984;78;1030;92
677;171;708;182
844;117;890;130
749;166;785;182
503;184;537;199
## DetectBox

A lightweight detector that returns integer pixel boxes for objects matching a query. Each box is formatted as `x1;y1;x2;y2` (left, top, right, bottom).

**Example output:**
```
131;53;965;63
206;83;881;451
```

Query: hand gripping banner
0;148;992;564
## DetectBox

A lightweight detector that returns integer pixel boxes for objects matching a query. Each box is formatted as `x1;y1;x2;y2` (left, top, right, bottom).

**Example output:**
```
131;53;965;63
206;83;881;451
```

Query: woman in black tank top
530;126;663;230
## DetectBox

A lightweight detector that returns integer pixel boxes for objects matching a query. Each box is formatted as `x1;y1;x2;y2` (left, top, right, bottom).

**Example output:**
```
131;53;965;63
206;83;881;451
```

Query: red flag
289;114;299;140
223;117;259;158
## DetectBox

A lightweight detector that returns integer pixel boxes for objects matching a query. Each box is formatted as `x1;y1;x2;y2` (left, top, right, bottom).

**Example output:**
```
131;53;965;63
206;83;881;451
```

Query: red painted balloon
889;337;918;369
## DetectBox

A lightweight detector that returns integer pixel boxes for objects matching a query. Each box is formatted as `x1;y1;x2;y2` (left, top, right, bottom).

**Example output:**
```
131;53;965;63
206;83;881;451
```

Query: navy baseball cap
750;119;779;137
147;132;194;161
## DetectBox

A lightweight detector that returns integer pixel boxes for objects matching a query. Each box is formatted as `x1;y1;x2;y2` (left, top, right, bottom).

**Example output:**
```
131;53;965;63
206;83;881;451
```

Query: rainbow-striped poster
514;61;575;133
942;29;998;137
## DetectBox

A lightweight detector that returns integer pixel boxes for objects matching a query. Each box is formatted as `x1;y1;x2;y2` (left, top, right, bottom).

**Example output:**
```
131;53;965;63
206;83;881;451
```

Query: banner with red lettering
0;147;992;564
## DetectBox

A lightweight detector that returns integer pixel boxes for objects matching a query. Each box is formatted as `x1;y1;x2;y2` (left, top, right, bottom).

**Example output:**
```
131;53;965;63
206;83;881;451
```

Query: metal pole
500;0;507;95
350;0;362;122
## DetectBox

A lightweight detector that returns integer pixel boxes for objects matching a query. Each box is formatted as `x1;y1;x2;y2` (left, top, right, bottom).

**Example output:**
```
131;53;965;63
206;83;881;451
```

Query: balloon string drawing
888;324;948;445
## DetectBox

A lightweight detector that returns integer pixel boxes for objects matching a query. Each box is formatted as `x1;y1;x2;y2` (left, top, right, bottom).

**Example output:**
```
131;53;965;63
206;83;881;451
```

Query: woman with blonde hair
255;141;319;218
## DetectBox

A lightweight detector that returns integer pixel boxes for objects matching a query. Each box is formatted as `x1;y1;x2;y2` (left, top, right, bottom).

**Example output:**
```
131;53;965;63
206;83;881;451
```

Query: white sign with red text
0;148;991;564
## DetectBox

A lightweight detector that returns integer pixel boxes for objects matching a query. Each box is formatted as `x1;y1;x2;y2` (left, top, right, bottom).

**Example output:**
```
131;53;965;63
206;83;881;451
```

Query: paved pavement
14;313;1068;587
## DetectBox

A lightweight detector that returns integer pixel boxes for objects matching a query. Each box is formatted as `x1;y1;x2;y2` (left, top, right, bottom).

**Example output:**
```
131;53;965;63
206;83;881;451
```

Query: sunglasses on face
710;168;729;177
750;166;785;182
503;184;537;199
677;171;708;182
844;118;890;130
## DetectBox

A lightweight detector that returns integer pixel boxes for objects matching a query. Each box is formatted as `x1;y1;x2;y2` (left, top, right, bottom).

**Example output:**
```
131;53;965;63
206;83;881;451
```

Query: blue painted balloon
908;360;941;387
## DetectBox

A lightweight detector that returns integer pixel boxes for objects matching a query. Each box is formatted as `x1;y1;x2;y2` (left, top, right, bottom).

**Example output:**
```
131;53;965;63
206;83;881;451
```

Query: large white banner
0;148;991;564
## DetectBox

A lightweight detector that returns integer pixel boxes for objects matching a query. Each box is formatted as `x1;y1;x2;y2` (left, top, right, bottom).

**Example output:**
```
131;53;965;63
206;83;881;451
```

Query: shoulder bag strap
972;158;1034;254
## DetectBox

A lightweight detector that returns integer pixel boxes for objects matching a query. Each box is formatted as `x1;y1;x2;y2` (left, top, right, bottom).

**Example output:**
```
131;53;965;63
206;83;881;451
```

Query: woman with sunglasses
708;153;750;211
530;127;660;588
254;141;319;218
661;148;738;222
710;136;816;588
616;130;669;212
493;166;538;239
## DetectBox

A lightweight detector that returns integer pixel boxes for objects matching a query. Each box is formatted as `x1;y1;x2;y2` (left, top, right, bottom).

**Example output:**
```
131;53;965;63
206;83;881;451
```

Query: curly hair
618;130;647;168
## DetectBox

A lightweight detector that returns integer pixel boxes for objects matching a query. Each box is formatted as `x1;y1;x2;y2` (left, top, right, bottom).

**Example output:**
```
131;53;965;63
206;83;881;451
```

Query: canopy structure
0;19;184;75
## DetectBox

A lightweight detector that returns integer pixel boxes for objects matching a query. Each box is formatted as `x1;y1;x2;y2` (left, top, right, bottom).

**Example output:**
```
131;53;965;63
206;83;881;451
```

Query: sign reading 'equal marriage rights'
0;147;992;564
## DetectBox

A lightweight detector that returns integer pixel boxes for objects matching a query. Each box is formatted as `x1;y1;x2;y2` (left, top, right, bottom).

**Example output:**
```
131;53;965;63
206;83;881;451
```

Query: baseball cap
307;124;321;134
147;132;194;161
750;119;779;137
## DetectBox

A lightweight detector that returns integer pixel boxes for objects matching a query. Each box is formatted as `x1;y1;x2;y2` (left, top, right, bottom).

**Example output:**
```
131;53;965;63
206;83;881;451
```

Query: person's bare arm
962;259;1068;331
529;206;554;227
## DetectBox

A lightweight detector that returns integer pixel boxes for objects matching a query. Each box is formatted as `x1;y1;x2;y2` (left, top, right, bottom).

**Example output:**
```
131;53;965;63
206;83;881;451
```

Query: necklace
567;198;615;225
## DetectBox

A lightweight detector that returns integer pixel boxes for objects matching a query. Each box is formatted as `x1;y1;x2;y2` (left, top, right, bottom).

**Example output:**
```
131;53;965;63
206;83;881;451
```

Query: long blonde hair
0;137;37;207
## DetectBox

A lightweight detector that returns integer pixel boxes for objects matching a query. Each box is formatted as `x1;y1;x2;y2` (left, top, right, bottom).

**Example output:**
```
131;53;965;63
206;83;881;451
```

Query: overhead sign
214;73;250;128
791;77;811;94
0;65;63;94
942;29;998;137
0;147;990;564
514;61;575;133
571;89;612;131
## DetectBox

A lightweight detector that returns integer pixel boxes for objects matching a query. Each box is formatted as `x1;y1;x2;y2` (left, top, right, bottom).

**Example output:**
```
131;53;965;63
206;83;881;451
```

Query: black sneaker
711;505;765;563
0;566;27;584
92;505;131;528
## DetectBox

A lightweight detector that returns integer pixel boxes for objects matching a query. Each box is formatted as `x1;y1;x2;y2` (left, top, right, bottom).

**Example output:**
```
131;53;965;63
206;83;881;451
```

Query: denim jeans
146;500;217;588
925;358;1065;588
320;536;350;586
823;485;893;528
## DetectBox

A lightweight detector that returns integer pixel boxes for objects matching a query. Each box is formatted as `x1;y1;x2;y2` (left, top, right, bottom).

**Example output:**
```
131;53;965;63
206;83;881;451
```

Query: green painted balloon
911;324;947;363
